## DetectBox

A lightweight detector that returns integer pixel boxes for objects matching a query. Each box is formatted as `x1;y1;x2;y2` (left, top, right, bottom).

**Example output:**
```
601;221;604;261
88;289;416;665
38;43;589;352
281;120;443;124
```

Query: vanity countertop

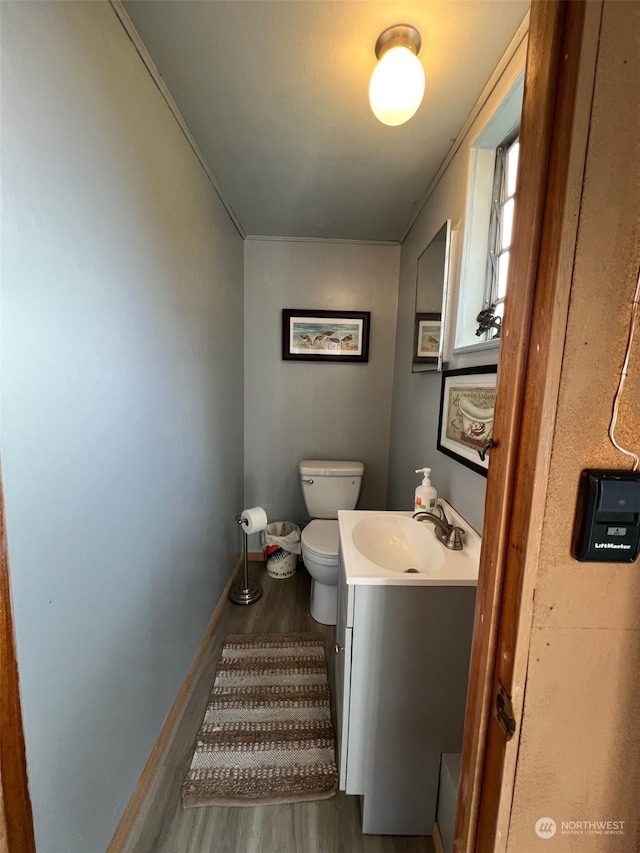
338;501;481;587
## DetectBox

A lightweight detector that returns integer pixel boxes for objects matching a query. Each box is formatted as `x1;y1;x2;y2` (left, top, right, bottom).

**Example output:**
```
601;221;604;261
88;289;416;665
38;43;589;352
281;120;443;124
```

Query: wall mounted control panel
573;470;640;562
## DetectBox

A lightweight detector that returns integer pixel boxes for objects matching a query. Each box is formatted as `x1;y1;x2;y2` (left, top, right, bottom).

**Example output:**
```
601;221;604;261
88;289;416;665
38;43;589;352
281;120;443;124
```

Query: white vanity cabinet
335;549;476;835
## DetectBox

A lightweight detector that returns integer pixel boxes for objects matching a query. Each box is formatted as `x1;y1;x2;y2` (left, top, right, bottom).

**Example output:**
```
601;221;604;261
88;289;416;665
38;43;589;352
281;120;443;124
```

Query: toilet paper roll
240;506;268;535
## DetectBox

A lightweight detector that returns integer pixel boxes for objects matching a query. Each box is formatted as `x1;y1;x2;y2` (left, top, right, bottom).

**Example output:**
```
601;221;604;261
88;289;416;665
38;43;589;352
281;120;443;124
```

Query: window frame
480;133;520;340
453;72;524;356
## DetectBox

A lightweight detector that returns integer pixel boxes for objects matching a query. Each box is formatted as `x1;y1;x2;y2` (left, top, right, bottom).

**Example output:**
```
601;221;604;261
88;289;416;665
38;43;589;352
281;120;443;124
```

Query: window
479;135;520;338
454;70;524;353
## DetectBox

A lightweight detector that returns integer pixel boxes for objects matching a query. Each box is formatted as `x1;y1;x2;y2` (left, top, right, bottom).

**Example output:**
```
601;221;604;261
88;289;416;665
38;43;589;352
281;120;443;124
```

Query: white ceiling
122;0;529;241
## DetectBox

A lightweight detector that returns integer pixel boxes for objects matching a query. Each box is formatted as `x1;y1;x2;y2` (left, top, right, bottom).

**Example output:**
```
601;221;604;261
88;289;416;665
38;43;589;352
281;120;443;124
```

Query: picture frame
413;312;442;369
282;309;370;363
437;365;498;476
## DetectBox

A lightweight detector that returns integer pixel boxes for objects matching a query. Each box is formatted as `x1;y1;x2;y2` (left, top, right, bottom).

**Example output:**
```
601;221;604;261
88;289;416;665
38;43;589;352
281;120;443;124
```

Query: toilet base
309;579;338;626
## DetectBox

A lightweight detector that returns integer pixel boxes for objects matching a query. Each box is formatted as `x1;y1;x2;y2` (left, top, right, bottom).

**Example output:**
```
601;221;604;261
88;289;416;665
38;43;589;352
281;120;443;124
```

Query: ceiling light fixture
369;24;425;127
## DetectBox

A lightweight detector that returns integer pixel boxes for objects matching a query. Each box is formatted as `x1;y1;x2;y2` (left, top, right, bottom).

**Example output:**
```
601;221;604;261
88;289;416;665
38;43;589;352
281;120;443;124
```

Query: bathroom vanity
335;503;479;835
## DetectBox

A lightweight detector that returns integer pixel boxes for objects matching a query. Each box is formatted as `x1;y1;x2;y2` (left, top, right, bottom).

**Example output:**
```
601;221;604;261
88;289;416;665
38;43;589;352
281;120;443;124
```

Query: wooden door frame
0;465;36;852
454;1;601;849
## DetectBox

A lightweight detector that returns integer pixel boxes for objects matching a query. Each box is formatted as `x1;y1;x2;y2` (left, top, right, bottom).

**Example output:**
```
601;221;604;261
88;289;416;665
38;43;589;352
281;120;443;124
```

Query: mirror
412;220;452;372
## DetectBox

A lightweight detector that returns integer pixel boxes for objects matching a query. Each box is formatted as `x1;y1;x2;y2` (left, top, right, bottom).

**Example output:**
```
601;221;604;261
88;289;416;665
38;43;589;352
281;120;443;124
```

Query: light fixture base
374;24;422;60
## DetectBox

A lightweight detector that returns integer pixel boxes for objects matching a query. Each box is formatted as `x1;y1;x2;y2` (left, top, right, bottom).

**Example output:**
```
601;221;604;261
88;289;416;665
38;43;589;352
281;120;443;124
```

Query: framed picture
437;365;498;476
282;309;370;363
414;312;441;369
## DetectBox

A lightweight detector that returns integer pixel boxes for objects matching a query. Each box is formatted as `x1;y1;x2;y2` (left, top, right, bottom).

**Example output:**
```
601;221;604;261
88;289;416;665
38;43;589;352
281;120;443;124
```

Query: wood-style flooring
122;561;436;853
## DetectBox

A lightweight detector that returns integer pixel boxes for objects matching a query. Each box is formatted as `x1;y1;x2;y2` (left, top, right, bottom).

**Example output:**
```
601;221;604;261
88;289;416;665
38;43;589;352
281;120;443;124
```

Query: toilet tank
300;460;364;519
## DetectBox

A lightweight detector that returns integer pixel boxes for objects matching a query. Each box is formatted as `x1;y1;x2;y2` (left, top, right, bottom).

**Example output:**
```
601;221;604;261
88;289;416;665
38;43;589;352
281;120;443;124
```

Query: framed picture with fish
437;365;498;476
282;309;371;363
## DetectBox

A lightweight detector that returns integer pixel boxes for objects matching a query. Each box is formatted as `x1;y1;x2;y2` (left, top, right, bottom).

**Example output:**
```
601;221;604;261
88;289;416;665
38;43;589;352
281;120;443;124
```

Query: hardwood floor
122;562;435;853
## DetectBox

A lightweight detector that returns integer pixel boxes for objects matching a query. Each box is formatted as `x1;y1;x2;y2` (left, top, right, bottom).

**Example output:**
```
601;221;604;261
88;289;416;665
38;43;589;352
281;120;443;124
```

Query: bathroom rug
181;632;338;807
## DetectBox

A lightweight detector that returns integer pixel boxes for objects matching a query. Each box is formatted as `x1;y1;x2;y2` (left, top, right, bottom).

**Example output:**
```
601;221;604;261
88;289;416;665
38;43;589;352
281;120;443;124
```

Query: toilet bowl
301;519;340;625
299;459;364;625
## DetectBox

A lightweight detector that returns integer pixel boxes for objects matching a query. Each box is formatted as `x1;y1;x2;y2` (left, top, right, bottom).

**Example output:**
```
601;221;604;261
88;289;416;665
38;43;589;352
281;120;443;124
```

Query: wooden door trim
0;466;36;852
478;2;603;847
453;1;595;849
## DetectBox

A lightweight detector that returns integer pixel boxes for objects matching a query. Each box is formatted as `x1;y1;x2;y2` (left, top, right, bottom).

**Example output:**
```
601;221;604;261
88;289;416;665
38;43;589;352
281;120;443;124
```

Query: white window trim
453;71;525;355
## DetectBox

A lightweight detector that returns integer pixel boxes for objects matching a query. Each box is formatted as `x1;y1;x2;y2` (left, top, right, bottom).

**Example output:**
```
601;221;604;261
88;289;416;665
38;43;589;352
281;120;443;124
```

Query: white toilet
299;459;364;625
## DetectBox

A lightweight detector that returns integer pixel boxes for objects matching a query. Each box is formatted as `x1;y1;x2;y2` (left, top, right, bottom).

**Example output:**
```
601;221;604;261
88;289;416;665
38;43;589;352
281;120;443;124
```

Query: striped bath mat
181;632;338;807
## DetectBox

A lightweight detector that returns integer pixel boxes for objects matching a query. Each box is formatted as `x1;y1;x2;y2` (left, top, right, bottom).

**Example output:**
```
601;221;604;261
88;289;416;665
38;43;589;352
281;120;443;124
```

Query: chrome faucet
412;506;465;551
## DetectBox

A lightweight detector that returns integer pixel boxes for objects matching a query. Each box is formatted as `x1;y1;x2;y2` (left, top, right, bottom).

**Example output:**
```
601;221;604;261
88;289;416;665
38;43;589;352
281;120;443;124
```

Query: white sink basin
351;514;444;574
338;502;481;586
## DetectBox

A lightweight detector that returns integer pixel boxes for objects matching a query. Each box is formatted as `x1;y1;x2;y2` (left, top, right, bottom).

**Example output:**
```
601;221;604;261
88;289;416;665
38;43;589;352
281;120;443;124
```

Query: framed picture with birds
282;309;370;363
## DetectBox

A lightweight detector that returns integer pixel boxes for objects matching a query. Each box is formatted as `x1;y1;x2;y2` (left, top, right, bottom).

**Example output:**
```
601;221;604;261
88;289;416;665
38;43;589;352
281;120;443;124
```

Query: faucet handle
432;503;448;522
445;525;465;551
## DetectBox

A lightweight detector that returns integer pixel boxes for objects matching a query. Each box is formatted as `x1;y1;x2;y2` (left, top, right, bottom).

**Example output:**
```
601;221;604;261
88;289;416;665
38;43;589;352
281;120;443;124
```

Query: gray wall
1;3;244;852
388;258;489;531
244;239;400;542
387;39;527;534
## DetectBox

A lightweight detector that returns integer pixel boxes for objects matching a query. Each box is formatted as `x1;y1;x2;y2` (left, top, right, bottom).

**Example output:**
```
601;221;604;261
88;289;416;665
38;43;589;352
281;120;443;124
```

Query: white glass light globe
369;45;425;126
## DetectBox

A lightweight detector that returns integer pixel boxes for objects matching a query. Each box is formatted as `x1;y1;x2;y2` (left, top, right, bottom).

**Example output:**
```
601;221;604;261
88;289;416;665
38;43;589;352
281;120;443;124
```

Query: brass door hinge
494;681;516;740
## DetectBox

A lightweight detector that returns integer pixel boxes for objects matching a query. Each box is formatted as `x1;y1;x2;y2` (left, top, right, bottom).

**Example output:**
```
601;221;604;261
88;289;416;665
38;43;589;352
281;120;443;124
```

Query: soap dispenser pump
415;468;438;513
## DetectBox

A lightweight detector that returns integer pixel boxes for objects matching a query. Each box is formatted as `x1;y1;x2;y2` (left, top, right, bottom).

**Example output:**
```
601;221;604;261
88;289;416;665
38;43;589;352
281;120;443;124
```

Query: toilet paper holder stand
229;514;263;606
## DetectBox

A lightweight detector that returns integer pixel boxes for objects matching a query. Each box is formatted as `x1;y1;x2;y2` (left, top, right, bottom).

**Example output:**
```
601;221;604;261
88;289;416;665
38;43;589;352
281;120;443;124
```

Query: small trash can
261;521;301;579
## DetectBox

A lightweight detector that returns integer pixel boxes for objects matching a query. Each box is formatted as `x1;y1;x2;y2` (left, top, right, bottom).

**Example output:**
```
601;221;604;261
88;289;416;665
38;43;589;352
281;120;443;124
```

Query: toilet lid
302;520;339;558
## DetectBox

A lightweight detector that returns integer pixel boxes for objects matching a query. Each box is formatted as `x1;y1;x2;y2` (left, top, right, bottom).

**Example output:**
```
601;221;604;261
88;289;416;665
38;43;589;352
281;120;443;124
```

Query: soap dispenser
414;468;438;513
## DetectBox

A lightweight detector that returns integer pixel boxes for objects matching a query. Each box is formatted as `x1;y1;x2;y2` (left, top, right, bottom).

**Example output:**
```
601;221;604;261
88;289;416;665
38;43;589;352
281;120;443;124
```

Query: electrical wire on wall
608;266;640;471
